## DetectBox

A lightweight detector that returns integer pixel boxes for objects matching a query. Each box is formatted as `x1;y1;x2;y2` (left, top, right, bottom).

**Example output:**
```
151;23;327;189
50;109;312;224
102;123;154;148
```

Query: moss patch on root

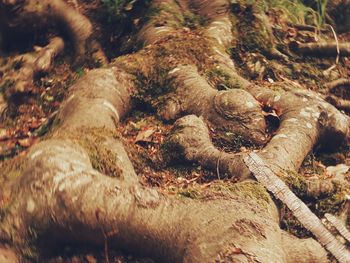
114;31;221;108
224;181;271;206
207;68;241;90
175;180;271;208
231;2;274;54
58;127;124;178
283;172;309;198
316;181;348;215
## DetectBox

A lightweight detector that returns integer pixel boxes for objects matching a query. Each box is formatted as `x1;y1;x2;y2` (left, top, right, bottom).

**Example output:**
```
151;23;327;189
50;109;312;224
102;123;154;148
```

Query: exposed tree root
165;114;348;196
324;79;350;111
161;65;267;145
0;67;329;263
289;41;350;56
1;0;350;262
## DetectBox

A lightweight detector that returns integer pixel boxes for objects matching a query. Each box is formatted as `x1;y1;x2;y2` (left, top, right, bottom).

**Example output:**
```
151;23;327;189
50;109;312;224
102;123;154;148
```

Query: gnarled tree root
165;114;347;196
1;0;350;262
0;68;328;263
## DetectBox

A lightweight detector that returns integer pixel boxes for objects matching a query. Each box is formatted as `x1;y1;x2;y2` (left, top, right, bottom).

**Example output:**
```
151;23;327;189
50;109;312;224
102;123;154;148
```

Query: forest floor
1;0;350;262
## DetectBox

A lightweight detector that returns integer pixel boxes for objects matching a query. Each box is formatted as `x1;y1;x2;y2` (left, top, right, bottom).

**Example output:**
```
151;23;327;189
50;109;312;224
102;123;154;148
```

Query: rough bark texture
0;0;350;262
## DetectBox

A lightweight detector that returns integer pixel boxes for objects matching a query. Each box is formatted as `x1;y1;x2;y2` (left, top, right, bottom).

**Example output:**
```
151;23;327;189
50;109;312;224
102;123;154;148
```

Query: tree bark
0;0;349;262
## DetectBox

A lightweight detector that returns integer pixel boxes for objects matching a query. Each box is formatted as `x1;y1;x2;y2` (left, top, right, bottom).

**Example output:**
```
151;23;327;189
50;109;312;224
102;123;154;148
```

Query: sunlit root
164;115;347;194
0;66;328;263
289;41;350;56
159;65;268;145
246;86;350;170
163;115;251;181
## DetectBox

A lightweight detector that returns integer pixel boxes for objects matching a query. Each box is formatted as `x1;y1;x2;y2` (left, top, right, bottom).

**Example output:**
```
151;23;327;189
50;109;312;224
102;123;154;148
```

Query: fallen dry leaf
18;138;35;148
0;129;8;140
135;128;156;143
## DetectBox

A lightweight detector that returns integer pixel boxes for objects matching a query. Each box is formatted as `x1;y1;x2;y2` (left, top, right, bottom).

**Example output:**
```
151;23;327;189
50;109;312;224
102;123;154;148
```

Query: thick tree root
323;79;350;111
165;114;347;195
0;68;328;263
1;0;350;261
289;41;350;56
160;65;267;145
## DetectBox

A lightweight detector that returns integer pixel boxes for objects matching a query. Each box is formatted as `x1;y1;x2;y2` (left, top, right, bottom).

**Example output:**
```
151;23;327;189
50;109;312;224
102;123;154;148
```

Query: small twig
289;23;328;33
323;64;336;75
104;230;110;263
216;152;222;180
329;25;340;64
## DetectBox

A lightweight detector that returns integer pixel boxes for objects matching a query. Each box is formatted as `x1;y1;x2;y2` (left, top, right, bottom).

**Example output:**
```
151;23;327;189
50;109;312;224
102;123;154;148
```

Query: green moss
280;206;312;238
231;1;274;53
160;137;186;165
211;131;257;153
115;31;216;108
102;0;151;20
0;156;26;183
207;68;242;90
182;11;207;29
282;171;348;218
317;181;348;215
173;180;271;206
226;181;271;206
144;2;184;29
59;128;124;178
178;188;201;199
283;172;309;198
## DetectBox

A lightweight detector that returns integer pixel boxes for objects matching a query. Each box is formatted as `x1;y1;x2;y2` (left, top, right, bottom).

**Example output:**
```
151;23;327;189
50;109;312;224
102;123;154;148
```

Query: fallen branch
244;152;350;263
325;213;350;243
